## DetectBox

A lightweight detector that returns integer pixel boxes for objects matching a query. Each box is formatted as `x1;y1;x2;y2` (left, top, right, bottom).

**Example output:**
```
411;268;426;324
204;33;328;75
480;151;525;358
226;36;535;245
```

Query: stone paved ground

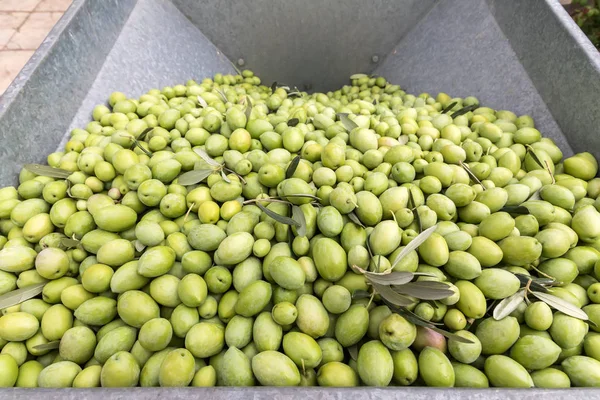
0;0;72;96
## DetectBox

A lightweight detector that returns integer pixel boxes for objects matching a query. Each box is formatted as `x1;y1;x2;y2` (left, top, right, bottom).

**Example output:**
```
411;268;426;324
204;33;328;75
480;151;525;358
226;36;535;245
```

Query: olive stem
243;198;291;206
223;167;247;185
530;265;555;281
366;291;376;309
183;202;195;224
544;160;556;184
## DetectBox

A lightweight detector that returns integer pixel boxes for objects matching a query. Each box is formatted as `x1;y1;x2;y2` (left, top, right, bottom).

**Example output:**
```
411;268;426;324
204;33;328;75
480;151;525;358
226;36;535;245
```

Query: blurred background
0;0;598;97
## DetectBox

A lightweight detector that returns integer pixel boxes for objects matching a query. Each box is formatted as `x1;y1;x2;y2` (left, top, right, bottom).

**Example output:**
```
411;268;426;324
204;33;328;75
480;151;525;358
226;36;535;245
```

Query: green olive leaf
515;274;550;292
441;101;458;114
384;301;474;343
350;73;368;80
429;326;476;344
459;161;484;188
257;203;300;227
193;148;222;167
450;104;478;118
245;96;253;121
371;282;416;307
215;88;228;103
291;205;307;237
177;169;214;186
220;170;231;184
270;81;278;93
287;218;294;251
365;233;374;259
0;283;46;310
61;238;80;249
493;290;526;320
132;139;152;157
499;205;530;215
278;193;321;201
134;240;147;252
347;345;358;361
528;189;542;201
365;271;415;286
197;95;208;108
531;291;589;320
285;156;301;179
394;281;454;300
287;118;299;127
229;60;242;76
32;341;60;352
526;147;546;169
351;290;372;300
348;212;365;228
136;127;154;142
408;187;422;232
24;164;71;179
337;113;359;132
389;224;437;271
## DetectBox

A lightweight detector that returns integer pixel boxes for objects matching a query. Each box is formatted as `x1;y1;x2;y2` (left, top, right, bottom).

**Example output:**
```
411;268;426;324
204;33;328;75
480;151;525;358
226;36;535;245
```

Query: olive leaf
526;147;546;169
530;291;589;321
197;95;208;108
365;271;414;286
193;148;222;167
398;135;410;146
384;300;474;344
220;170;231;183
61;238;80;249
287;118;300;127
350;73;368;80
24;164;71;179
32;341;60;352
0;282;46;310
291;205;307;237
347;345;358;361
515;274;550;293
364;233;374;259
215;88;228;103
278;193;321;201
348;212;365;228
136;127;154;142
229;60;242;76
256;203;300;227
337;113;359;132
389;225;437;271
177;169;214;186
408;187;422;232
528;189;541;201
499;205;530;215
351;290;372;300
394;281;454;301
244;96;253;121
441;101;458;114
371;282;416;307
285;156;301;179
270;81;278;93
493;290;526;320
132;139;152;157
450;104;478;118
134;240;146;252
459;161;484;188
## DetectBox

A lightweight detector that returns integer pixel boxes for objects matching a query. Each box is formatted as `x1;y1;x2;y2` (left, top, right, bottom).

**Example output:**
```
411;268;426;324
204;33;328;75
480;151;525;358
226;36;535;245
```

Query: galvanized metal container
1;0;599;397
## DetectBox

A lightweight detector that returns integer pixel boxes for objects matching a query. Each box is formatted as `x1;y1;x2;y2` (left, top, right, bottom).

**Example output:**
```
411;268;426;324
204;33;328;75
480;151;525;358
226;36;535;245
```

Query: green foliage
571;0;600;49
